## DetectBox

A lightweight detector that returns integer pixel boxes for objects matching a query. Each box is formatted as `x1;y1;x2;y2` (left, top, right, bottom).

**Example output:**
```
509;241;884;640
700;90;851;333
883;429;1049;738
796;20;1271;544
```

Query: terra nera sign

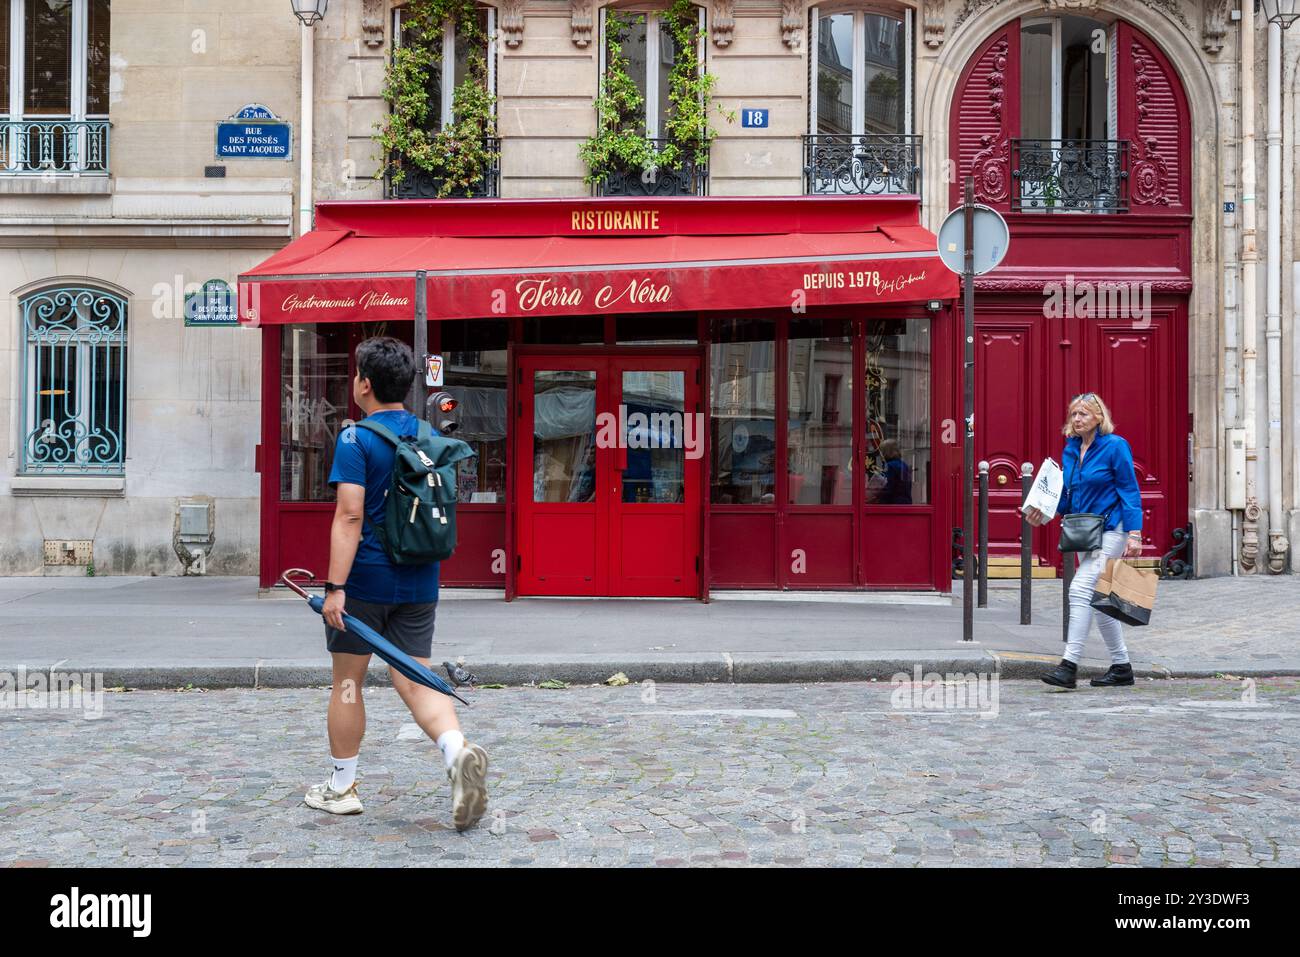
216;104;292;160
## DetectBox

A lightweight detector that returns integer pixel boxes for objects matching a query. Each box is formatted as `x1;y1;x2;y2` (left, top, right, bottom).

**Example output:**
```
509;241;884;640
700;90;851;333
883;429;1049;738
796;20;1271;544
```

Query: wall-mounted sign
185;279;238;326
216;104;292;160
425;354;444;387
740;109;769;129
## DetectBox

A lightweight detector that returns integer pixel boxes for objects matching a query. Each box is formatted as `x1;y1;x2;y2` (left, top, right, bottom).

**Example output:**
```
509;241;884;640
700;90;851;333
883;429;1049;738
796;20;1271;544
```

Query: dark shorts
325;595;437;659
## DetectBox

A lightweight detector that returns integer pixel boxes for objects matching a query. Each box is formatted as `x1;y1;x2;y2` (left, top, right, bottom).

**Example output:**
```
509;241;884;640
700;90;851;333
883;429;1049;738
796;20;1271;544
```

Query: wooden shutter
949;20;1020;210
1116;21;1190;211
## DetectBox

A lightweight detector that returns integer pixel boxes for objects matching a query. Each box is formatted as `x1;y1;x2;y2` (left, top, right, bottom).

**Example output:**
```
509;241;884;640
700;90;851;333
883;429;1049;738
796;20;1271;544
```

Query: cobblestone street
3;678;1298;868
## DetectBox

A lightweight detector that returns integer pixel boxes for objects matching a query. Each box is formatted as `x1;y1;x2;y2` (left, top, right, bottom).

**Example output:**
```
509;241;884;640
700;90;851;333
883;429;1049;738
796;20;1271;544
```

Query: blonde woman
1025;393;1144;689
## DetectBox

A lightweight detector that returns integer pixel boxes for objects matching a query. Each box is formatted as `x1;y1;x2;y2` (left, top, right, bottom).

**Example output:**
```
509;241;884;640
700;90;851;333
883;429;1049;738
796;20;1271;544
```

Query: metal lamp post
1260;0;1300;28
290;0;330;26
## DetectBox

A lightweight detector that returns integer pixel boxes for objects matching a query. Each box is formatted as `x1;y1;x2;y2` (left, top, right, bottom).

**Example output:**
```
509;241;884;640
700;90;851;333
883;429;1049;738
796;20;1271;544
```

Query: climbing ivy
375;0;498;198
579;0;734;189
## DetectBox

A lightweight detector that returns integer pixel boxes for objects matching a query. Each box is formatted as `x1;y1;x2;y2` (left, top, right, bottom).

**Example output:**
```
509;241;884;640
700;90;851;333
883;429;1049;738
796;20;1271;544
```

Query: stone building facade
2;0;1296;581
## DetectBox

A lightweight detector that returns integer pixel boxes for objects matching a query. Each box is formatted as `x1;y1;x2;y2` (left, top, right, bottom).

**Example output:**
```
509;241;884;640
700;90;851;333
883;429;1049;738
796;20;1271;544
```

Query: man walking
303;336;489;831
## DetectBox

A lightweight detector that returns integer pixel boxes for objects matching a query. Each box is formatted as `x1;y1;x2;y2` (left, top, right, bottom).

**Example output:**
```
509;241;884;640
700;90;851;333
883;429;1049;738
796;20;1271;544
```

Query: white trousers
1064;524;1131;666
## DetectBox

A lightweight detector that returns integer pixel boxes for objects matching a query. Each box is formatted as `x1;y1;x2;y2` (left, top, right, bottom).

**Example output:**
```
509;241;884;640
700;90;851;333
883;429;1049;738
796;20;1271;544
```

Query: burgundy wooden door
973;311;1049;560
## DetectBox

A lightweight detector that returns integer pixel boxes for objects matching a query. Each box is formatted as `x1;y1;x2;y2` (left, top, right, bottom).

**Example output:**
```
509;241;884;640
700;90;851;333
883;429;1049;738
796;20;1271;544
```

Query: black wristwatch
323;581;346;593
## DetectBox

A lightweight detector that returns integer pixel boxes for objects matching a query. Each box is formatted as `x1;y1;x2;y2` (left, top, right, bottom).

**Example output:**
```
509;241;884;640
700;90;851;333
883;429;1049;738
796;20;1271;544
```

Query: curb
6;655;1299;690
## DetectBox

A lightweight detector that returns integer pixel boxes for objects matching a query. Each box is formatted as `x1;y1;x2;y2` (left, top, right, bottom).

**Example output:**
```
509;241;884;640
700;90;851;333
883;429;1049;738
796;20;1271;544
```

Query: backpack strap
355;417;401;446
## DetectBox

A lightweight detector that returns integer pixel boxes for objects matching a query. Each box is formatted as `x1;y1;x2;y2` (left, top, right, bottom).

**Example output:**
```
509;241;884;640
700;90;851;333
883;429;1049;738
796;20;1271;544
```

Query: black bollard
1020;462;1032;625
977;460;989;608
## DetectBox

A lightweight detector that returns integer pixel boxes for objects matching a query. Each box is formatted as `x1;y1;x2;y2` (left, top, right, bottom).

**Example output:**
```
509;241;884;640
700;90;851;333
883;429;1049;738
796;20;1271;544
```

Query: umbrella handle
280;567;316;600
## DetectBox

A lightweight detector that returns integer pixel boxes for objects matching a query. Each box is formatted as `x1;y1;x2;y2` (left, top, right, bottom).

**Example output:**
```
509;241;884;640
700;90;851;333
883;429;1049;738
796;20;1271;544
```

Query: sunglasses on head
1072;393;1097;404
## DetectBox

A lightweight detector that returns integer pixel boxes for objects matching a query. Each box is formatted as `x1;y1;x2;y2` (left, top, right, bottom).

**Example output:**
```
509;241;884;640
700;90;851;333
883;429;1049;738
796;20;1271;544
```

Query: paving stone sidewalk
0;574;1296;685
2;678;1297;868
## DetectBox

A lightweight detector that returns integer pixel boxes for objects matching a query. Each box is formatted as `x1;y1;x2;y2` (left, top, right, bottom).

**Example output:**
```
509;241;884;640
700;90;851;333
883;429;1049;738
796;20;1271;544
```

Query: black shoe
1041;659;1078;689
1090;662;1135;687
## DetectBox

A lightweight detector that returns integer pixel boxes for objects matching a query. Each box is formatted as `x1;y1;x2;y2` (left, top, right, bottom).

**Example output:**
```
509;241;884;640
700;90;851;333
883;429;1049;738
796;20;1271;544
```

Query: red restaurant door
515;353;702;597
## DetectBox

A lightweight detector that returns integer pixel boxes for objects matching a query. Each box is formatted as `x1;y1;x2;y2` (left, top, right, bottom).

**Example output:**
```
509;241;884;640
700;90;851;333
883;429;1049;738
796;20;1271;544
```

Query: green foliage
579;0;734;188
374;0;498;198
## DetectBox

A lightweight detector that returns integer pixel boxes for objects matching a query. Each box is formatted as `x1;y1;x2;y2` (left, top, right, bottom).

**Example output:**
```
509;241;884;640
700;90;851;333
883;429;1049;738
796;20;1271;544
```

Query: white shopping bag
1021;457;1063;517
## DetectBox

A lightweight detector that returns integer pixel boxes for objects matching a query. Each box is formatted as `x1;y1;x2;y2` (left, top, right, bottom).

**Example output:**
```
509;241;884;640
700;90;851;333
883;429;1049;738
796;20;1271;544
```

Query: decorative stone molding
1045;0;1100;11
954;0;1002;29
974;278;1194;292
922;0;945;49
781;0;803;49
500;0;525;47
712;0;735;47
361;0;385;48
955;0;1190;34
1202;0;1230;55
571;0;594;47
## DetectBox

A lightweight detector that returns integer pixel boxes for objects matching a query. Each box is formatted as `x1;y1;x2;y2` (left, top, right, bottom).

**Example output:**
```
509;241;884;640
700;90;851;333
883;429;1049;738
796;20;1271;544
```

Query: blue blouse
1054;432;1143;533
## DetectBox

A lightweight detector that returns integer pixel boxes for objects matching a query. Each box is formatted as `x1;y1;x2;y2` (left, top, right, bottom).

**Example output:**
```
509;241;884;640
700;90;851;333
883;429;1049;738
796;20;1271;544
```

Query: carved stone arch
925;0;1228;554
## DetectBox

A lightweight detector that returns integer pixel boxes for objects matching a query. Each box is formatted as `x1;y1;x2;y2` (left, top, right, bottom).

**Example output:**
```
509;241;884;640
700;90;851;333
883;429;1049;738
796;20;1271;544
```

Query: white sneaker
448;744;489;832
304;780;363;815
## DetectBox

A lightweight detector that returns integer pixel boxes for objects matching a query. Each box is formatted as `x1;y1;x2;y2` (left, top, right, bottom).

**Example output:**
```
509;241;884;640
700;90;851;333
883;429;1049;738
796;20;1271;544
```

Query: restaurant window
710;317;775;505
864;318;930;505
810;8;911;135
440;319;507;504
393;2;495;131
2;0;112;174
20;284;126;474
280;324;350;502
600;5;706;141
787;318;852;505
533;370;597;503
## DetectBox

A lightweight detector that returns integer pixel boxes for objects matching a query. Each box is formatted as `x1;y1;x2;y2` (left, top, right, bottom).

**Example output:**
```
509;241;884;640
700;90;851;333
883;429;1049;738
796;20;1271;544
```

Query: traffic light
427;390;459;433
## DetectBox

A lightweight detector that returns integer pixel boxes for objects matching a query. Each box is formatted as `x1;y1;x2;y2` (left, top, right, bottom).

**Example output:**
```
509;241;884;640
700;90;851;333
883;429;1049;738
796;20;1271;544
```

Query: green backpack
355;418;477;565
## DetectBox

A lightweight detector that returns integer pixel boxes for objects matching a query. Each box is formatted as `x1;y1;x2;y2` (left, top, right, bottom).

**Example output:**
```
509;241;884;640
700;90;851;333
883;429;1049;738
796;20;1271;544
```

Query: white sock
329;754;358;792
436;730;465;770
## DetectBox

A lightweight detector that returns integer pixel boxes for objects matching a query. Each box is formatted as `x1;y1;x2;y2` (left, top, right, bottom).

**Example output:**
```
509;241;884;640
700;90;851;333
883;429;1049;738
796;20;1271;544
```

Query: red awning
238;196;957;325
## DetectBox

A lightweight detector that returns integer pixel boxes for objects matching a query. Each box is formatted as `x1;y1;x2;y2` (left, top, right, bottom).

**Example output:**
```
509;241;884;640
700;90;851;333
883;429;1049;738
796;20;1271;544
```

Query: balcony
803;134;922;197
595;140;708;197
383;138;501;199
0;119;110;175
1010;139;1129;213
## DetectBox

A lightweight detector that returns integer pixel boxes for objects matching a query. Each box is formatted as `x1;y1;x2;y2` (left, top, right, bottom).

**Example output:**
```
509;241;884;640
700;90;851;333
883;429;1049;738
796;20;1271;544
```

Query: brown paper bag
1090;559;1158;626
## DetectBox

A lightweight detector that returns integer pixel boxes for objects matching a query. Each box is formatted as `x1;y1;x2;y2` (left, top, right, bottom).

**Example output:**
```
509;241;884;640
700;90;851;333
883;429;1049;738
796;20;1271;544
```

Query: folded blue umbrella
282;568;469;706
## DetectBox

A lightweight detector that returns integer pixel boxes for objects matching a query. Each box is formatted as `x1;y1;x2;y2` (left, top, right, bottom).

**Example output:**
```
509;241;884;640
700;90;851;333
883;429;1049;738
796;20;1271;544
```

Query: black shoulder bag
1058;451;1122;553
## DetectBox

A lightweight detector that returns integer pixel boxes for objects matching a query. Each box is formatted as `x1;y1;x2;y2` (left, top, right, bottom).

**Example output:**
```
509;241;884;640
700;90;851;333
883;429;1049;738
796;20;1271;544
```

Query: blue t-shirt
328;409;440;604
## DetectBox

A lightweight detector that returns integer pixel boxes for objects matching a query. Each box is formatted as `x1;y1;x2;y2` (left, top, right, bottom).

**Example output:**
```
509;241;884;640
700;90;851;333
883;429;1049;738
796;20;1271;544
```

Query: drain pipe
299;21;314;237
1240;0;1261;573
1266;20;1290;572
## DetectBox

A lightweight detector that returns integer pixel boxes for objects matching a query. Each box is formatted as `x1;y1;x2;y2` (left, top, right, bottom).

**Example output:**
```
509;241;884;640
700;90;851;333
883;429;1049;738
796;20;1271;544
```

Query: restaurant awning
237;196;957;325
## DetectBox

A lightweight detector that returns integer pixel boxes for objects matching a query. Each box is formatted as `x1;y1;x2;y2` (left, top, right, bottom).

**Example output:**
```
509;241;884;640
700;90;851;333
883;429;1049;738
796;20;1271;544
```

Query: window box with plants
580;1;733;197
375;0;500;199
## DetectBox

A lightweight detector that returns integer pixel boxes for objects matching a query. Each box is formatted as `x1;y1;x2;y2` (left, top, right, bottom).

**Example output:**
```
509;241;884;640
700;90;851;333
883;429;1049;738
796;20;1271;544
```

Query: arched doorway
947;12;1192;572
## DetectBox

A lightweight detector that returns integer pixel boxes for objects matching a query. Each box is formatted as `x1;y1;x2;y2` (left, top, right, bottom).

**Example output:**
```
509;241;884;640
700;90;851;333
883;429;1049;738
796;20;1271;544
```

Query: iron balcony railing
1010;138;1129;213
0;119;111;175
384;138;501;199
595;140;708;197
803;134;922;197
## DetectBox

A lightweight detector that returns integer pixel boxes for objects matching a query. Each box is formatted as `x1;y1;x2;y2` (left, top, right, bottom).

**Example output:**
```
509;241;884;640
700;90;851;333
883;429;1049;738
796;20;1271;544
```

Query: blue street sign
216;104;292;160
185;279;238;327
740;109;769;129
